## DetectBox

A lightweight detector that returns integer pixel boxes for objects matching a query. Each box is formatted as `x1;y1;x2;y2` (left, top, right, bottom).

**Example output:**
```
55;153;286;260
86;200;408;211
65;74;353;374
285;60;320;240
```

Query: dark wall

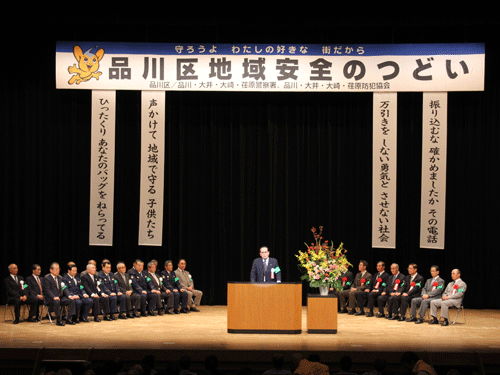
2;9;499;308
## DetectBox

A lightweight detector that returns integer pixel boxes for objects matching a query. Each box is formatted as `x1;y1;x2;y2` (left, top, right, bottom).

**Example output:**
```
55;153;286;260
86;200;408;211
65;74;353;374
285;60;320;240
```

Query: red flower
433;281;438;287
410;282;416;287
395;279;401;284
361;278;366;284
342;277;347;282
377;278;382;283
453;284;459;289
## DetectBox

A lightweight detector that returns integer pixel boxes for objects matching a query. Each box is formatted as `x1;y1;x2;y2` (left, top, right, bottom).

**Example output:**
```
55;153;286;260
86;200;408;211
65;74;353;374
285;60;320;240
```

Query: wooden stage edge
1;306;500;372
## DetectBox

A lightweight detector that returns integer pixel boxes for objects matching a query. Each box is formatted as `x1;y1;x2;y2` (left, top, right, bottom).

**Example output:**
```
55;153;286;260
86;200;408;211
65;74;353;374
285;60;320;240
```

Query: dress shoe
388;315;399;320
110;314;118;320
339;308;348;314
126;313;135;319
180;308;190;314
429;317;439;324
80;317;91;323
398;316;406;322
173;309;180;314
415;318;424;324
164;309;174;315
134;311;141;318
140;312;148;317
190;306;200;312
118;313;127;319
354;310;365;316
365;311;374;317
157;309;164;316
348;309;355;315
65;318;76;325
56;318;65;326
376;313;385;318
27;317;38;323
148;311;157;316
441;318;449;326
385;314;393;319
93;316;101;322
73;317;80;324
407;316;417;322
103;315;113;321
13;318;20;324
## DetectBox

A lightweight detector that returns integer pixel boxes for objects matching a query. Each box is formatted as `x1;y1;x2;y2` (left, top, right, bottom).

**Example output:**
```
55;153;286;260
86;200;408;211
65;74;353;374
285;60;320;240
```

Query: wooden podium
307;294;338;333
227;282;302;334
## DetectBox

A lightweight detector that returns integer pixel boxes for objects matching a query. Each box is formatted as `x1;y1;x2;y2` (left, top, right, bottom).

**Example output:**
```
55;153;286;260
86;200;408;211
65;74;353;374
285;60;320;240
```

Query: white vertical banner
420;93;447;249
89;90;116;245
372;93;397;248
138;91;165;246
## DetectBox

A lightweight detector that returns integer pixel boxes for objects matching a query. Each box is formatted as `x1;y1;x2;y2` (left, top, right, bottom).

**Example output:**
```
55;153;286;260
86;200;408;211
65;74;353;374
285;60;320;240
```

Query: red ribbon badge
361;278;366;286
432;281;438;291
452;284;459;295
394;279;401;290
375;277;382;289
342;276;347;286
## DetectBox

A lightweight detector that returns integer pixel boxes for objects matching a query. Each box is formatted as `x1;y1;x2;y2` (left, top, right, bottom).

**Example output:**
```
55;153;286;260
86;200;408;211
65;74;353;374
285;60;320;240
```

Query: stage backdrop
2;20;499;310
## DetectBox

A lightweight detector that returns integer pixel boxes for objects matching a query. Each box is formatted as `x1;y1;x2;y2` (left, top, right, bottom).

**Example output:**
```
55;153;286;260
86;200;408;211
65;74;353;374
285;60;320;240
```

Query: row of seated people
332;261;466;327
4;258;203;325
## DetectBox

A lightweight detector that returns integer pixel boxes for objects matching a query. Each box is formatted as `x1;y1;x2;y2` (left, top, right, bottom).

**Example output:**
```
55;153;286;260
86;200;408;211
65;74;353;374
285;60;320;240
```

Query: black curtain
2;12;499;309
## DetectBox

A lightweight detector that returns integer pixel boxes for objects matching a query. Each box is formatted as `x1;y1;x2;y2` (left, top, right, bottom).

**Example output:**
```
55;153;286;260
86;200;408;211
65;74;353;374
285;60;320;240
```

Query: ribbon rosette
452;284;459;295
360;278;366;286
394;279;401;290
342;276;347;286
375;277;382;288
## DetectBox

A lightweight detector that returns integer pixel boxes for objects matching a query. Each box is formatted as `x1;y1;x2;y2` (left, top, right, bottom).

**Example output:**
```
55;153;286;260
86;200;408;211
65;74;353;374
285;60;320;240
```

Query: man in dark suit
357;261;390;317
409;265;445;323
145;261;169;316
62;264;93;323
329;269;354;311
339;260;371;314
97;261;127;320
81;263;111;322
115;262;140;318
4;264;38;324
129;259;156;316
161;260;189;314
43;262;77;326
25;264;45;322
250;246;282;283
391;263;425;321
377;263;405;318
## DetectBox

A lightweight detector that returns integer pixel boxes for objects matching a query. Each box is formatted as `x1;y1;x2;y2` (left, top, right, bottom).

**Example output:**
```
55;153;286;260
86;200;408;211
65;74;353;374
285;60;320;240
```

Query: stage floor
1;306;500;372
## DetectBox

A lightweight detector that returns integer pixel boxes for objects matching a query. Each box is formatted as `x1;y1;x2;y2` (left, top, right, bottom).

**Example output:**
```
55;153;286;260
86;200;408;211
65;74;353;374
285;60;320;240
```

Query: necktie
36;276;42;293
54;276;59;289
15;275;19;284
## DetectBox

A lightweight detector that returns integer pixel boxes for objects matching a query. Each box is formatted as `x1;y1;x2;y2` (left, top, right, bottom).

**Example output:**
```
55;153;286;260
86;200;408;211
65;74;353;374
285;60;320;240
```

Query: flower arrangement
295;226;351;291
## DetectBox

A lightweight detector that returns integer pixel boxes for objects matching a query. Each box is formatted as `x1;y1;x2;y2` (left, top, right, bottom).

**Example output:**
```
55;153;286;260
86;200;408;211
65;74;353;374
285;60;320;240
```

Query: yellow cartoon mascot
68;45;105;85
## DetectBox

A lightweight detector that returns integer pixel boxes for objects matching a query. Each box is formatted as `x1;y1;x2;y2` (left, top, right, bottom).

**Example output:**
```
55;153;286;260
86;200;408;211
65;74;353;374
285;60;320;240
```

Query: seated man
145;261;171;316
4;263;38;324
114;262;140;318
81;263;111;322
355;261;389;316
161;260;189;314
376;263;405;318
430;269;466;326
62;263;93;323
97;261;127;320
175;259;203;312
330;269;354;312
338;260;371;314
409;265;445;323
129;259;157;316
43;262;77;326
25;264;45;322
390;263;425;321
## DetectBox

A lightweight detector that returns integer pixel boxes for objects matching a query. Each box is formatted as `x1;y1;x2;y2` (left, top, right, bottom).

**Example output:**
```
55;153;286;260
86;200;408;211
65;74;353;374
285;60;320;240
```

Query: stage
1;306;500;374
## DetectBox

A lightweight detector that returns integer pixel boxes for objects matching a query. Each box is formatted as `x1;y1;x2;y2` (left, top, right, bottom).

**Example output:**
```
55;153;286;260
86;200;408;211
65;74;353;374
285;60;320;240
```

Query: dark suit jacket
369;271;390;292
96;271;120;295
401;273;425;296
43;273;64;300
250;257;282;282
145;271;166;292
351;271;372;290
383;272;406;293
61;274;86;298
129;268;150;294
340;270;354;290
4;275;27;301
81;273;101;296
26;275;43;299
161;270;182;292
114;271;133;293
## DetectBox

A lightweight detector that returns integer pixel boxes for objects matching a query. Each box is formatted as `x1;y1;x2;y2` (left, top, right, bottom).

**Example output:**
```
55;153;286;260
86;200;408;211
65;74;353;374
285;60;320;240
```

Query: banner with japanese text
89;90;116;246
138;91;165;246
420;93;447;249
372;93;397;248
56;42;484;92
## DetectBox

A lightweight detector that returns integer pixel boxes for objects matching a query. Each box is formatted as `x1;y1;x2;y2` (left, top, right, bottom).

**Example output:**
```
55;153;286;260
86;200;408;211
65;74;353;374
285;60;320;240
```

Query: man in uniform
338;260;371;314
62;263;93;323
162;260;189;314
390;263;425;321
376;263;405;318
115;262;140;318
25;264;45;322
175;259;203;311
409;265;445;324
4;263;38;324
129;259;156;316
250;246;282;283
43;262;77;326
429;269;466;326
355;261;389;316
97;261;127;320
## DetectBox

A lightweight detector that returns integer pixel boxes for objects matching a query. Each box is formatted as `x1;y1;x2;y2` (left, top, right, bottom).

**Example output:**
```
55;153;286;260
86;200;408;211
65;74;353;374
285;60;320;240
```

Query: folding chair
451;295;466;325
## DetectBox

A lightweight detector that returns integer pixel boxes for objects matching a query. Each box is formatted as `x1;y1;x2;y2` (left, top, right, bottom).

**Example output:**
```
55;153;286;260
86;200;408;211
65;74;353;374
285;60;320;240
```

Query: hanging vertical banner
89;90;116;245
372;93;397;248
138;91;165;246
420;93;447;249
